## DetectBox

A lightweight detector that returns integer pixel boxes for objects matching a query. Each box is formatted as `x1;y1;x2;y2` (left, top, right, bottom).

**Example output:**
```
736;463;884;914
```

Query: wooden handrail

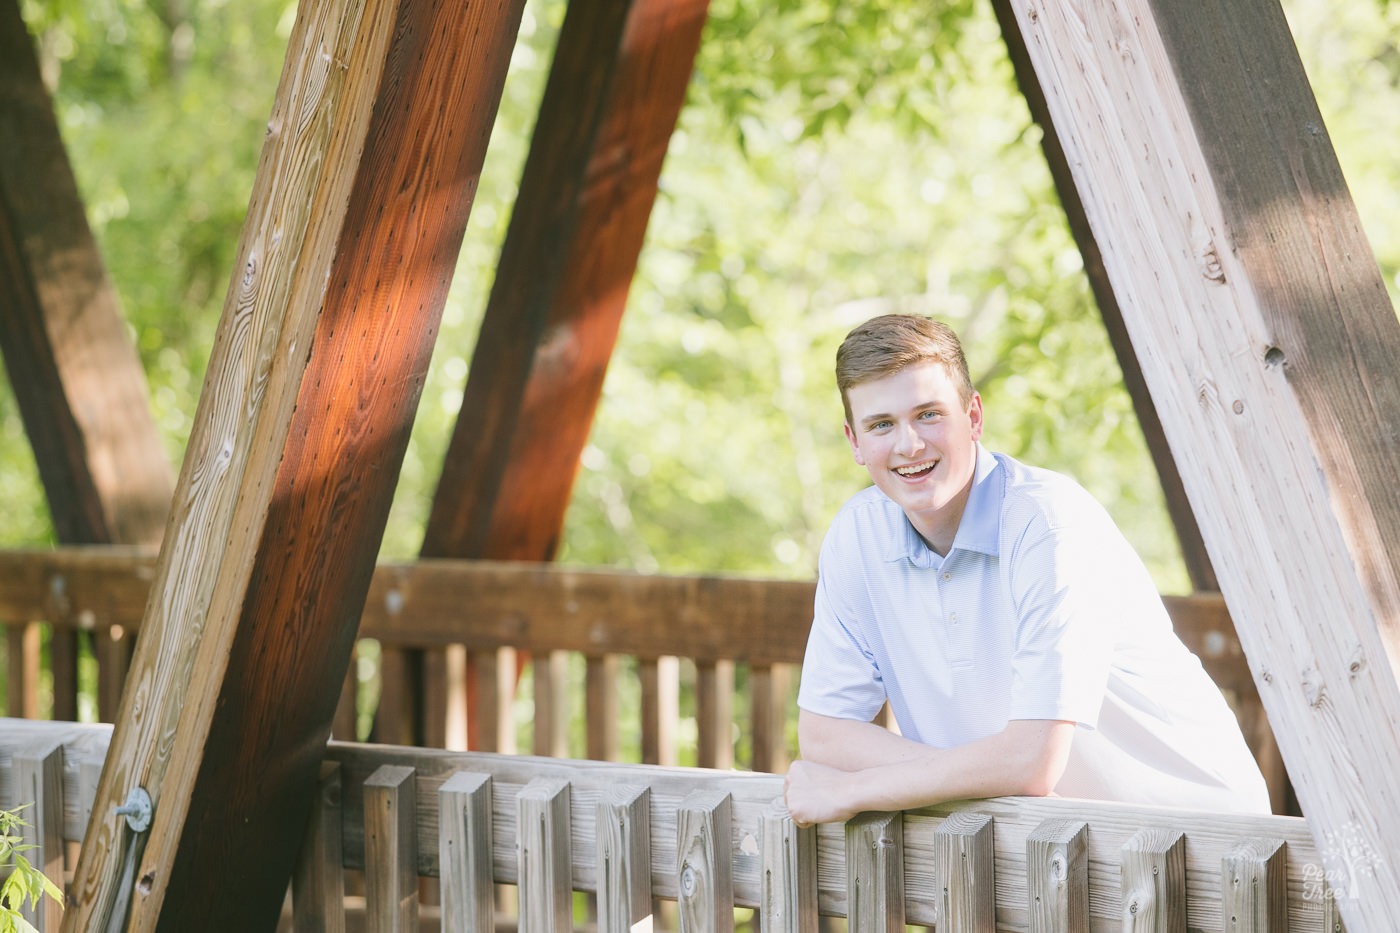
0;719;1340;931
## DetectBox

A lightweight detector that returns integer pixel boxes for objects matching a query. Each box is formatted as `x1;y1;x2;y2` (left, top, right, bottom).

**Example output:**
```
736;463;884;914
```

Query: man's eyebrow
859;400;942;427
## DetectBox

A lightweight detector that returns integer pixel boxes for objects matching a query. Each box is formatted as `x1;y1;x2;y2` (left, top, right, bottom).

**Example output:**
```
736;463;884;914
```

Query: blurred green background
6;0;1400;602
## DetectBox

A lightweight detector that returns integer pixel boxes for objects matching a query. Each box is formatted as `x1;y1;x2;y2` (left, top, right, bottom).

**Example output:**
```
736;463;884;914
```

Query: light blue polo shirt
798;446;1270;812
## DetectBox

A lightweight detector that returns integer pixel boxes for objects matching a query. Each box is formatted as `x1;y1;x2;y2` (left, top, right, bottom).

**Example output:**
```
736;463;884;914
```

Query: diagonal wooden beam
0;0;174;551
421;0;711;562
1002;0;1400;927
990;0;1216;593
62;0;526;926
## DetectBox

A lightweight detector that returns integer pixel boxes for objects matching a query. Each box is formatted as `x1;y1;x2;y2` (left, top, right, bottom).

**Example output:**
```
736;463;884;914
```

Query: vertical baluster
677;789;734;933
1121;829;1186;933
934;812;995;933
6;622;40;718
760;800;816;933
750;663;791;773
332;642;359;741
1222;838;1286;933
94;624;133;723
375;645;414;745
1025;818;1088;933
471;646;516;753
292;761;345;933
586;654;620;761
14;739;63;932
640;655;679;766
845;811;904;931
364;764;418;931
532;650;570;758
423;646;450;748
597;784;651;932
517;777;572;932
440;771;494;933
696;659;734;769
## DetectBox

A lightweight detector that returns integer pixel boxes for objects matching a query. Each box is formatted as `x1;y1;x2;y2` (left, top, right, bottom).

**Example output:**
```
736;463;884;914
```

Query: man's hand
783;759;861;827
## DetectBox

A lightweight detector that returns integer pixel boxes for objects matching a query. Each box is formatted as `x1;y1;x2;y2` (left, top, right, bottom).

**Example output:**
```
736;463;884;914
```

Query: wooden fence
0;718;1344;932
0;547;1287;803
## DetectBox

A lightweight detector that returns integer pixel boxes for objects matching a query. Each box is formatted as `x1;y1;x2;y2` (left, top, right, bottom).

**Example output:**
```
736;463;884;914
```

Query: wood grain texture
0;721;1347;930
1121;829;1186;933
0;0;173;549
988;0;1215;593
365;764;419;932
292;762;347;933
61;0;528;925
1222;838;1286;933
14;739;64;932
439;771;494;933
677;789;734;933
759;801;817;933
935;812;995;933
532;651;570;758
517;777;573;932
596;784;652;932
1025;819;1088;933
422;0;711;563
845;811;904;931
1002;1;1400;926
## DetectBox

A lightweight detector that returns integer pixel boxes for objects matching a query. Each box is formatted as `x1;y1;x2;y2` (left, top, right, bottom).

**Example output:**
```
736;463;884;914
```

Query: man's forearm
787;713;1074;825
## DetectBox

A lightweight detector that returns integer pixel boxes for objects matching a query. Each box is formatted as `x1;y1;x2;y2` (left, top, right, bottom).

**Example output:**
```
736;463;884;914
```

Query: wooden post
292;762;346;933
586;654;621;761
640;656;680;766
934;812;996;933
759;801;817;933
1222;839;1287;933
517;777;573;932
14;739;64;932
532;650;571;758
440;771;494;933
596;784;652;933
677;789;734;933
5;622;39;718
1121;829;1186;933
696;659;735;770
751;664;791;773
1000;1;1400;925
845;811;904;932
1025;819;1089;933
364;764;418;932
62;0;527;926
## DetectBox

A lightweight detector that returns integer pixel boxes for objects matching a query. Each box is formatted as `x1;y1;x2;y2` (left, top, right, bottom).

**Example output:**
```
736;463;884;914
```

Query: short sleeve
1006;514;1117;727
796;532;887;722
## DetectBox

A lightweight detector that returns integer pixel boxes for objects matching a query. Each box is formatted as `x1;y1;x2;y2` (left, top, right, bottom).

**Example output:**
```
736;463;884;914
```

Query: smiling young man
784;314;1269;826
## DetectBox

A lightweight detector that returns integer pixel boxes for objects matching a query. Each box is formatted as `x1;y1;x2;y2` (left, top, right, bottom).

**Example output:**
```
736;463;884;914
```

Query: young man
785;314;1269;826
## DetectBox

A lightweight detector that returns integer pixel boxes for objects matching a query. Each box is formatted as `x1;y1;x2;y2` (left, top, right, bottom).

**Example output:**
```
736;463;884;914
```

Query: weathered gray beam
1000;0;1400;927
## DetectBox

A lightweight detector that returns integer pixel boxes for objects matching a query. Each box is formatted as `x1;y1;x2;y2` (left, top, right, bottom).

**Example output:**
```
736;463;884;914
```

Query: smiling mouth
895;460;936;478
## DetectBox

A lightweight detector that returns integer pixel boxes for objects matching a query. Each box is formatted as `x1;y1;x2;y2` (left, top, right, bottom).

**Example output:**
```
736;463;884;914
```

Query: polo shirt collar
883;444;1002;564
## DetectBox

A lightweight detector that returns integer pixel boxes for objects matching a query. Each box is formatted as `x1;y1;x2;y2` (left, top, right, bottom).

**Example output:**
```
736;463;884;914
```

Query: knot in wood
1200;243;1226;283
680;865;697;897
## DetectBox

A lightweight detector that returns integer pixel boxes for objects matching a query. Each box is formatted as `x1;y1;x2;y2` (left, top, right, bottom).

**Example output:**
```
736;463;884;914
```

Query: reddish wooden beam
63;0;525;927
0;0;173;548
421;0;711;562
990;0;1216;593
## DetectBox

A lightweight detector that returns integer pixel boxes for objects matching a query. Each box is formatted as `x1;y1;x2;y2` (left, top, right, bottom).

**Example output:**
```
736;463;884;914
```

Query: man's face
843;361;983;547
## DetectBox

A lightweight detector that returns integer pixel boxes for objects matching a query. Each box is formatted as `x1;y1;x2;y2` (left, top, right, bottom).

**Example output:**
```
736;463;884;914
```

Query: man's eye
919;410;939;420
871;421;892;431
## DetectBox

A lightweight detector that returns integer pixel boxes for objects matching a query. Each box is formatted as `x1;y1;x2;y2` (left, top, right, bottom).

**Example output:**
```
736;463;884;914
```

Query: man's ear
844;422;865;465
967;392;984;442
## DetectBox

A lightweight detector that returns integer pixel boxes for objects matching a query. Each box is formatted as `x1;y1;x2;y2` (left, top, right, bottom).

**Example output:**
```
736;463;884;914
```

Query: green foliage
3;0;1400;603
0;805;64;932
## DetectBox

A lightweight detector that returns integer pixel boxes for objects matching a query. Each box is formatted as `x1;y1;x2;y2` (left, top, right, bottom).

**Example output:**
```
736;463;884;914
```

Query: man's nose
894;422;924;456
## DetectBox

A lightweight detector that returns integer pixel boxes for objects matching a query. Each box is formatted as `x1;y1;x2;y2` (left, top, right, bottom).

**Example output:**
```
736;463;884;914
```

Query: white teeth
897;462;934;476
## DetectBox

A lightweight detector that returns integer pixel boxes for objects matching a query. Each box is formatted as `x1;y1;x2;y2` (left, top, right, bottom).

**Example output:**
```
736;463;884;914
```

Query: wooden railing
0;548;1288;803
0;719;1343;932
